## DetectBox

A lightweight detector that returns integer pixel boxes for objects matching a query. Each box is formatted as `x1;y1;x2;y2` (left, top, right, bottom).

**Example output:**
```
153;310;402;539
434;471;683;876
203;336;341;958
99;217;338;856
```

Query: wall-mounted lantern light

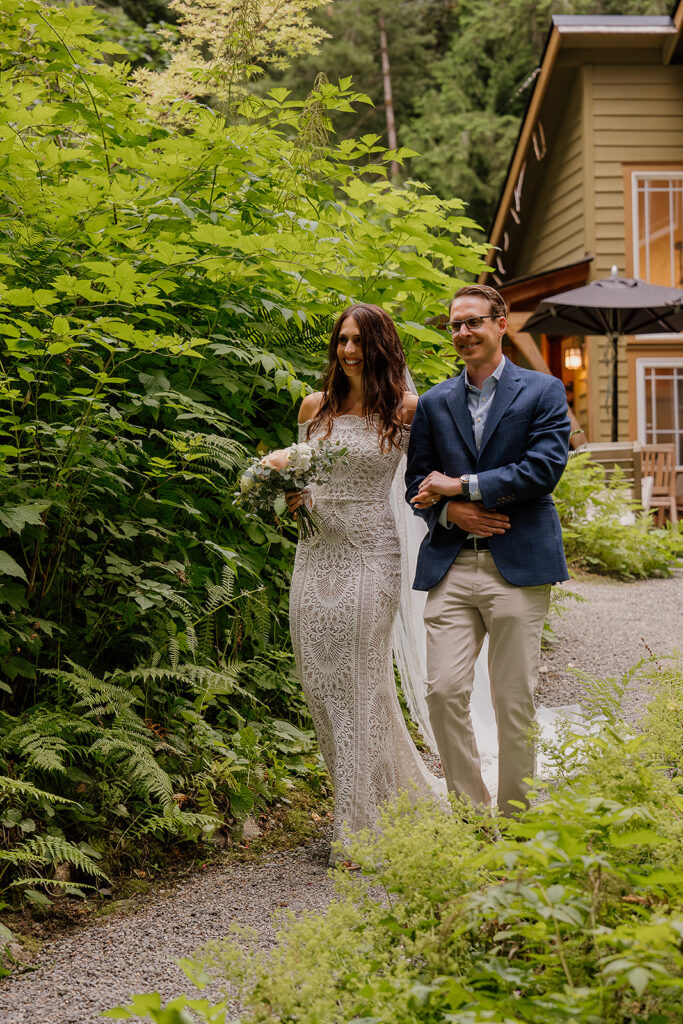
563;346;583;371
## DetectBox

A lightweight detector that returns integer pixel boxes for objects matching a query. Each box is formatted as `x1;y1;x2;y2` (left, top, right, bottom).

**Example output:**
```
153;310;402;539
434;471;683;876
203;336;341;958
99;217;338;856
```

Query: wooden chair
577;440;642;504
640;444;678;526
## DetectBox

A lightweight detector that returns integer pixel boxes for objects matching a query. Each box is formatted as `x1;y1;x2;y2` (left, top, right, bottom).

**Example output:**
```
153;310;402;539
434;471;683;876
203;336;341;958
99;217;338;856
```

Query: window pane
638;186;648;280
654;374;674;431
643;366;683;465
635;177;683;286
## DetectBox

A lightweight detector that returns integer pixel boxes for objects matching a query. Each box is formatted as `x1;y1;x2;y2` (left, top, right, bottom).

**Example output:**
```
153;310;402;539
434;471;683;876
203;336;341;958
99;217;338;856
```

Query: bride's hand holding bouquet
234;440;345;538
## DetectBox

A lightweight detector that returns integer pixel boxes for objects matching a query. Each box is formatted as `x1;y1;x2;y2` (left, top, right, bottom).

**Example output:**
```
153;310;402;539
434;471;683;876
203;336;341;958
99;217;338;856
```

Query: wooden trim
622;166;635;277
673;0;683;33
498;257;592;311
662;2;683;64
485;27;562;267
582;64;596;263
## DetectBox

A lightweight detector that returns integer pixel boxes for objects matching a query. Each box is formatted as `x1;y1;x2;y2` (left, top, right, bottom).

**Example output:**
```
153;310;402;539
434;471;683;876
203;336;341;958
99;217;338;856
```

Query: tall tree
257;1;456;143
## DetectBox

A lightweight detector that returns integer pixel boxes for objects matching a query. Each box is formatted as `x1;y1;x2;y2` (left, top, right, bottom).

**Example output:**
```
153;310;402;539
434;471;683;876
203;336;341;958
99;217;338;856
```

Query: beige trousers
424;549;550;816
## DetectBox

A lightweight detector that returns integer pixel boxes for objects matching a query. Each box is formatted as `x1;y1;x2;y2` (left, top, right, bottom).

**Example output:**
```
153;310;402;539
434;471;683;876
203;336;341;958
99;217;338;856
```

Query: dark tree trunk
378;13;399;180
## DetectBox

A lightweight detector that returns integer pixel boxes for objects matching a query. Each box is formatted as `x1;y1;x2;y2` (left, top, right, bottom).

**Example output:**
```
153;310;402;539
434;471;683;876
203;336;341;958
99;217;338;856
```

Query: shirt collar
464;354;506;392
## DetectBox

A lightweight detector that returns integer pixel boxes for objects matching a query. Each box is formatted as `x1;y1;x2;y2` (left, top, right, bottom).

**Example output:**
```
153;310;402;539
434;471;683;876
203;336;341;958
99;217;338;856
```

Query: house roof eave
497;256;594;312
482;12;680;281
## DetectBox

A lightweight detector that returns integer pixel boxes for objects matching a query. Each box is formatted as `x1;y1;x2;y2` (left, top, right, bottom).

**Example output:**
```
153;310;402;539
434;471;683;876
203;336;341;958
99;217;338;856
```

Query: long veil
390;370;580;802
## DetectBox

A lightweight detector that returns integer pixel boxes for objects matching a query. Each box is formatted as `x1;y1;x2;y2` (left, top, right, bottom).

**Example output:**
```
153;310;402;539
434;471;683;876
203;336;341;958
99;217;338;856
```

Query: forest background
0;0;677;927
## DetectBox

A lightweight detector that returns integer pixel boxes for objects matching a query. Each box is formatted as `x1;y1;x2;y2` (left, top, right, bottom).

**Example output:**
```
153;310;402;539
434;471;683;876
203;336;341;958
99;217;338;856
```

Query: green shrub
0;0;486;898
554;453;683;579
110;658;683;1024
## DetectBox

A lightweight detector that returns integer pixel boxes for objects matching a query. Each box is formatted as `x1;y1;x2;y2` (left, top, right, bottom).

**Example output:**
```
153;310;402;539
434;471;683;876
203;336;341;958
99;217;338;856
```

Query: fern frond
185;625;198;655
128;664;252;703
9;877;99;894
9;835;109;880
0;776;77;806
88;738;177;810
196;786;218;816
179;432;245;473
4;716;72;774
43;663;137;718
166;591;193;613
192;662;243;701
221;564;235;600
134;808;220;839
169;635;180;671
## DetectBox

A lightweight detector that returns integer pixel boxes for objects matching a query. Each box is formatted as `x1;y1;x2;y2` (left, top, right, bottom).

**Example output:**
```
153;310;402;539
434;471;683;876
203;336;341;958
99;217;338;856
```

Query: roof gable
483;5;683;286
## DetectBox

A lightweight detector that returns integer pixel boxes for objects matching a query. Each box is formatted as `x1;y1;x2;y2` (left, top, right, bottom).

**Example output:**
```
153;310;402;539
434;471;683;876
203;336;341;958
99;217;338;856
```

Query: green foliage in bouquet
0;0;485;898
554;453;683;579
112;656;683;1024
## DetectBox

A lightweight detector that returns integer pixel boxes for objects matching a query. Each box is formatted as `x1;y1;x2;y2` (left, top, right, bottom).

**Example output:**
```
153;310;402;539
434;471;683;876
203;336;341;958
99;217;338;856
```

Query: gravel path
537;570;682;720
1;570;681;1024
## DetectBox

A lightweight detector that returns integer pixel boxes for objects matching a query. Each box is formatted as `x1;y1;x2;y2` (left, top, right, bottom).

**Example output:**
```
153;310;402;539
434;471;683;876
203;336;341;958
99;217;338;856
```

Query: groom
405;284;570;815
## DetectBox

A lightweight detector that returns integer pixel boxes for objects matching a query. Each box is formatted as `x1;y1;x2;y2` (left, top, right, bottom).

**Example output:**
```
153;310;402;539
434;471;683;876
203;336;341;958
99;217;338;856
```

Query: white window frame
631;170;683;286
636;357;683;468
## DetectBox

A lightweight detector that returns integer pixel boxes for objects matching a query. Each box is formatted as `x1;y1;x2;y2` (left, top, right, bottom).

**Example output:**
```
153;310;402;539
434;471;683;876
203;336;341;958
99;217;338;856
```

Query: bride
287;304;447;860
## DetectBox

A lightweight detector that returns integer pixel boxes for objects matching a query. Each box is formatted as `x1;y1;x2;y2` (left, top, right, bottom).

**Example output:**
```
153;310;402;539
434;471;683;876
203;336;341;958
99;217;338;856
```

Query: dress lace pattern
289;415;442;858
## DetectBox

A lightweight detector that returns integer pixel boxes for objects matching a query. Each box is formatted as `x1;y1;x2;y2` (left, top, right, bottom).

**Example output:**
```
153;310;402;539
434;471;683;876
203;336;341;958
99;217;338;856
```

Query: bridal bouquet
235;440;346;538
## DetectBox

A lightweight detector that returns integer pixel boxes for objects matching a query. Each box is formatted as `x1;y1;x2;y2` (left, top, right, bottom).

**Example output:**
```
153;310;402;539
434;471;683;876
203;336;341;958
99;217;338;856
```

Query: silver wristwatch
460;474;471;500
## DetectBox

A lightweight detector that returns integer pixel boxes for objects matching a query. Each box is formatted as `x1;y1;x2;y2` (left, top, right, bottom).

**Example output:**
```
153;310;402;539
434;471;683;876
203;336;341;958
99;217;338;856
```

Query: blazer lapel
444;373;477;459
478;361;523;458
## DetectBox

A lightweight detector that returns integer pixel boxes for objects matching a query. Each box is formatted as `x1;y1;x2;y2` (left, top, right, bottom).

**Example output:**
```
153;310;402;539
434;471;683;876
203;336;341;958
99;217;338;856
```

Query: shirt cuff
438;503;453;529
468;474;481;502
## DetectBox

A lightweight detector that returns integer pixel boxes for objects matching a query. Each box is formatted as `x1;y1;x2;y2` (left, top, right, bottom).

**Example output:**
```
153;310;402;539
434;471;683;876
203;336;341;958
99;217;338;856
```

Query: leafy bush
112;657;683;1024
554;453;683;579
0;0;485;898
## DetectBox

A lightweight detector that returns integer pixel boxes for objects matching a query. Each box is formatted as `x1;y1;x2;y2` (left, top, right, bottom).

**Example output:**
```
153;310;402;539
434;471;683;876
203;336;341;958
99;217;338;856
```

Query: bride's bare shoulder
400;391;419;424
298;391;325;424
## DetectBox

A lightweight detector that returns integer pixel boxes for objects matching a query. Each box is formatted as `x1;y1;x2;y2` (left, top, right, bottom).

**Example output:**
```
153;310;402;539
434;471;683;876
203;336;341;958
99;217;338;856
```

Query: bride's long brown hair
306;304;408;451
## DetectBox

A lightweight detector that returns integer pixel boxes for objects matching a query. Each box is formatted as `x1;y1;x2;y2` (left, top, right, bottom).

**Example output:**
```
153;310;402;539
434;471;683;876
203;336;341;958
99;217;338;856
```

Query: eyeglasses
447;315;499;332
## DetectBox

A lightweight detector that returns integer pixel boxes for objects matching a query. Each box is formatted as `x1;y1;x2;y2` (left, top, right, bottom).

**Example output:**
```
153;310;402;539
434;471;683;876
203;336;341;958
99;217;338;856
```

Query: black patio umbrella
521;267;683;441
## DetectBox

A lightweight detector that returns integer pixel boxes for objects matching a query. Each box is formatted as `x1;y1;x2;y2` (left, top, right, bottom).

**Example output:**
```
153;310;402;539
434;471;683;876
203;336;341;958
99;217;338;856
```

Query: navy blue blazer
405;361;570;590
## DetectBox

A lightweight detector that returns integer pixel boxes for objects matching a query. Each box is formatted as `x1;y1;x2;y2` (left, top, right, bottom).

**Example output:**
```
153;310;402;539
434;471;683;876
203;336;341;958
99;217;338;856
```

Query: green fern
3;714;72;774
134;808;220;840
178;432;245;473
0;833;109;891
9;877;99;897
196;785;218;816
0;776;77;807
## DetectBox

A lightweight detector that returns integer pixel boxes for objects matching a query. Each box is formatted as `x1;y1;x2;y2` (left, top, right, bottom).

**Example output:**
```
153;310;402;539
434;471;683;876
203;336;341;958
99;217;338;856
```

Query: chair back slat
578;441;642;502
641;444;675;496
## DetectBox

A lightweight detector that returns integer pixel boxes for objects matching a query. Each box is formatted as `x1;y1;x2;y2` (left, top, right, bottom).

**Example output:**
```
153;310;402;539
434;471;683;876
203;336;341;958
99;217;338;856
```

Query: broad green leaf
0;551;27;582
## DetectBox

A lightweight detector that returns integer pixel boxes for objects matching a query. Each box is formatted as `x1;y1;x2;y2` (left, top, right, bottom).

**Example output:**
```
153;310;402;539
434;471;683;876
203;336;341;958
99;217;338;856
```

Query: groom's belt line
461;537;489;550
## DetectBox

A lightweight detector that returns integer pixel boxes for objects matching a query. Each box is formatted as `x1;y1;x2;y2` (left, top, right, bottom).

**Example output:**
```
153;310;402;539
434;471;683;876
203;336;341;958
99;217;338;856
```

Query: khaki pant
424;549;550;815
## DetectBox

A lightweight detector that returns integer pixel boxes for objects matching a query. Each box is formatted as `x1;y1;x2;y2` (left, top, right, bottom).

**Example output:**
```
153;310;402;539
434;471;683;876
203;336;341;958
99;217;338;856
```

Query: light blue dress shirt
438;356;507;529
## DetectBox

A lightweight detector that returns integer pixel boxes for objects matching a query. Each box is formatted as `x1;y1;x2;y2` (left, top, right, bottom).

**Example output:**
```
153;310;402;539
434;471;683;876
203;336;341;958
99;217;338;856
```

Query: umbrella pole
609;331;619;443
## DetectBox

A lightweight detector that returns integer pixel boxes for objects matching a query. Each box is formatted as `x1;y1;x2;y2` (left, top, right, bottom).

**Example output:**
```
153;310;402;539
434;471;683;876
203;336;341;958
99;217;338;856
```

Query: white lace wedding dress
289;415;443;858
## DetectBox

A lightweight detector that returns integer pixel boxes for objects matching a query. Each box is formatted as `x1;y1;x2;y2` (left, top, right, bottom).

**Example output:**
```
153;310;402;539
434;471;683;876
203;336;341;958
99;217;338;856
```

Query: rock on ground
1;570;681;1024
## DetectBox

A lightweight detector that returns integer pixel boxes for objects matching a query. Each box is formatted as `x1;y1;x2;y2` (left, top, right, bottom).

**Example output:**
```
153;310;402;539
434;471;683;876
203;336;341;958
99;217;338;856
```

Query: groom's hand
411;471;462;508
446;501;511;537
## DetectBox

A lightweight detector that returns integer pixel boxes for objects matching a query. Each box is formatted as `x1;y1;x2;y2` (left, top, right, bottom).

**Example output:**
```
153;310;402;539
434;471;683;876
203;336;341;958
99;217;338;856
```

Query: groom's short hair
450;284;507;320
